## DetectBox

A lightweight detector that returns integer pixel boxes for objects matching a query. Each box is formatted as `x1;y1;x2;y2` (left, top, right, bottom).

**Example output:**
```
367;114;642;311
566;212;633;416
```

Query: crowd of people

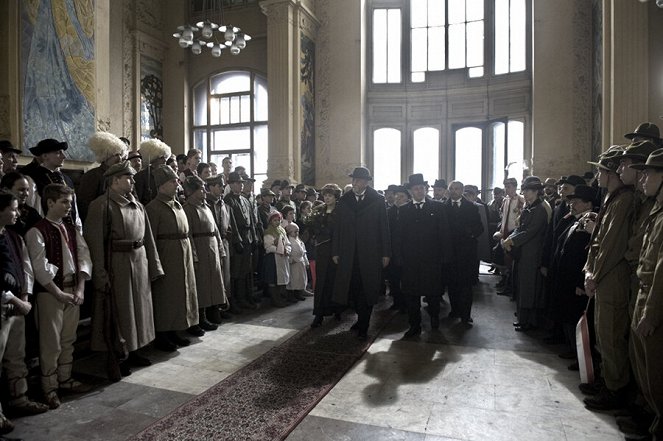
1;121;663;440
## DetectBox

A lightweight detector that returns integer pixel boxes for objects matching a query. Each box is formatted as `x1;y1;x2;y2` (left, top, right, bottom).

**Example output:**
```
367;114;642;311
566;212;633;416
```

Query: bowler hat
557;175;586;187
432;179;447;189
261;188;277;197
620;140;660;162
29;138;68;156
566;185;596;202
0;140;21;154
103;161;136;178
624;122;662;142
393;185;409;195
227;172;245;183
588;146;626;172
543;178;557;187
405;173;428;188
521;176;544;190
152;165;179;187
348;166;373;181
629;148;663;171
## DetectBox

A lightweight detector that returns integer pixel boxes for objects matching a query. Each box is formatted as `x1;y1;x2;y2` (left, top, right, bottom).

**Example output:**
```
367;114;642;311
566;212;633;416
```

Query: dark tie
415;202;423;210
357;194;364;203
453;200;460;209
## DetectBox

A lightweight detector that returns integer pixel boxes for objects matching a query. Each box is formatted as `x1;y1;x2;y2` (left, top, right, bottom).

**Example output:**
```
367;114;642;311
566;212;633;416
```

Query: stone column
261;0;297;183
603;0;648;147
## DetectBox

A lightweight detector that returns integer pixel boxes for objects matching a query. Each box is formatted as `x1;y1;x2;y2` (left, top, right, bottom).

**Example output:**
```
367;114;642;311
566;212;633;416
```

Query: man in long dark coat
398;174;450;337
332;166;390;340
444;181;483;325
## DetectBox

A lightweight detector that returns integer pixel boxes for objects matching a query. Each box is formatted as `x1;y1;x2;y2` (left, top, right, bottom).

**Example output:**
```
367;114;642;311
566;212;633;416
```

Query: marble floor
8;270;623;441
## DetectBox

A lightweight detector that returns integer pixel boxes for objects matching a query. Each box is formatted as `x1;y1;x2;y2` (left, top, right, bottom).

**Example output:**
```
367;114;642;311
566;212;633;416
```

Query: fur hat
139;139;172;162
88;132;128;163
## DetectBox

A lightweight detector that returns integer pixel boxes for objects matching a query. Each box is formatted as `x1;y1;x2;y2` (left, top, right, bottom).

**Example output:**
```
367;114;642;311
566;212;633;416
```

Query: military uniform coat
146;193;199;331
332;187;390;306
85;190;164;352
398;198;450;297
206;195;231;287
184;201;228;309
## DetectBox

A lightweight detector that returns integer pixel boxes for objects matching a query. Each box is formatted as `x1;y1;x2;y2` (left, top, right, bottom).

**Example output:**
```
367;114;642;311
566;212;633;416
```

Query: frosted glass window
373;128;402;192
507;120;525;180
467;21;484;67
193;129;207;152
448;24;466;69
240;95;250;123
413;128;440;184
230;96;241;124
455;127;483;188
254;77;268;121
428;27;445;71
466;0;484;21
253;125;268;175
212;128;251;151
448;0;466;24
193;82;207;126
495;0;527;75
411;0;427;28
211;72;250;94
491;122;506;191
428;0;445;26
510;0;526;72
411;28;428;73
468;66;484;77
373;9;402;84
494;0;509;75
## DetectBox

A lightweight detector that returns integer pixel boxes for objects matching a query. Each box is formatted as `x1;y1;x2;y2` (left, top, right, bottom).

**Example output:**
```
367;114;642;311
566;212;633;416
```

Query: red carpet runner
130;304;396;441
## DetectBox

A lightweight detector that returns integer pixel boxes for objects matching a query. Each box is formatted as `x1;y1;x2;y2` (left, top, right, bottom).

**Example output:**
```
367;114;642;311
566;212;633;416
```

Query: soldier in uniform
398;174;450;337
206;175;233;316
629;149;663;441
146;166;199;351
183;176;228;329
77;132;128;222
134;139;172;206
224;172;261;311
85;161;163;378
583;146;636;410
624;122;663;147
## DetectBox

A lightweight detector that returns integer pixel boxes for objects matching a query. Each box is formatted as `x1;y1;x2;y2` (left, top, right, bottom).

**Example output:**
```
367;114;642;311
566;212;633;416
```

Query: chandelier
172;0;252;57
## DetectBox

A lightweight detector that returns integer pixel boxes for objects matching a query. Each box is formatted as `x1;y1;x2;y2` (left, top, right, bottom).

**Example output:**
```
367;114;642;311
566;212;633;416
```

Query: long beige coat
146;193;199;331
85;190;164;352
184;201;228;308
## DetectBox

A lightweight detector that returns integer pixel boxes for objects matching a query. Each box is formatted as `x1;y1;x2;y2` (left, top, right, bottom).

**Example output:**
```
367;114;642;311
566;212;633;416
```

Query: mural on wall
300;33;315;185
140;55;163;141
21;0;96;161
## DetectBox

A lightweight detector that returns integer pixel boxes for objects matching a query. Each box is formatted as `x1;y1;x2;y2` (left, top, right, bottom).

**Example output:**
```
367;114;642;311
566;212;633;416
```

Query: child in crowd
263;212;291;307
286;223;308;302
25;184;92;409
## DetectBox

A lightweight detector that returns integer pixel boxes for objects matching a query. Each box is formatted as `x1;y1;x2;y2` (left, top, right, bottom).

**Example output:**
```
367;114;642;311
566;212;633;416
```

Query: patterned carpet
130;305;396;441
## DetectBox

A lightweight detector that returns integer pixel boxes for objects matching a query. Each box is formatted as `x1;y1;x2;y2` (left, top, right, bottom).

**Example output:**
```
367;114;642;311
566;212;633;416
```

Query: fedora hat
624;122;662;142
385;184;400;192
588;146;626;172
405;173;428;188
227;171;245;183
521;176;544;191
260;188;277;197
620;140;660;163
630;148;663;171
566;185;596;202
557;175;586;187
0;140;21;154
348;166;373;181
29;138;68;156
432;179;447;189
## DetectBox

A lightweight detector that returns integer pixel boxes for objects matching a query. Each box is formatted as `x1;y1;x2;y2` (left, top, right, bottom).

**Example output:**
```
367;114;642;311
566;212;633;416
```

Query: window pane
253;125;268;175
210;72;251;94
413;128;440;184
219;97;230;125
411;28;428;72
233;152;252;176
494;0;509;75
211;127;251;151
193;129;207;153
455;127;482;188
254;76;268;121
193;82;207;126
448;23;466;69
210;97;221;125
491;122;505;191
387;9;402;83
466;0;484;21
428;0;445;26
373;128;401;192
411;72;426;82
448;0;466;24
468;66;484;77
466;21;484;67
230;96;241;124
428;26;445;71
411;0;427;28
507;120;525;181
510;0;526;72
373;9;387;83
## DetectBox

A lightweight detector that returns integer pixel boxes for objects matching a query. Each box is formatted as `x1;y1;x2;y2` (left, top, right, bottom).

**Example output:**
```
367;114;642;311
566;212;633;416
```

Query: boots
206;306;223;325
294;290;306;301
198;308;218;331
270;285;288;307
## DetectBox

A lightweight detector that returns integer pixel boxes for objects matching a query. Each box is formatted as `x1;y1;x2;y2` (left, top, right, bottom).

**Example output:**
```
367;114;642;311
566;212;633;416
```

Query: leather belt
157;233;189;240
192;232;216;238
111;239;144;252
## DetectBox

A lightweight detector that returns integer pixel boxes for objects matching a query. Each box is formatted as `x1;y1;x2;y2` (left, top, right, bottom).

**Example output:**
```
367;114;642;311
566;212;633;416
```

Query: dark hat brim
348;173;373;180
29;141;68;155
0;146;22;154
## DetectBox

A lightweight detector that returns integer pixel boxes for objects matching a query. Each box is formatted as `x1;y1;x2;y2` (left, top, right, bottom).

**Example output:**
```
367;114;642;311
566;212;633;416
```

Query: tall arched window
192;70;268;182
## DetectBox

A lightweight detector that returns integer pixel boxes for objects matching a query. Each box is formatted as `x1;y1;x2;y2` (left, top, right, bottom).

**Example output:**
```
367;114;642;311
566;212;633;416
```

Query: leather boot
270;286;287;307
206;306;223;325
198;309;218;331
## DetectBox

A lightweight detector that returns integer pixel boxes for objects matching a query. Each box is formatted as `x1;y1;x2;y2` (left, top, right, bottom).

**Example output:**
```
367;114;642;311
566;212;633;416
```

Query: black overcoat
398;198;450;296
444;197;483;284
332;187;390;306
